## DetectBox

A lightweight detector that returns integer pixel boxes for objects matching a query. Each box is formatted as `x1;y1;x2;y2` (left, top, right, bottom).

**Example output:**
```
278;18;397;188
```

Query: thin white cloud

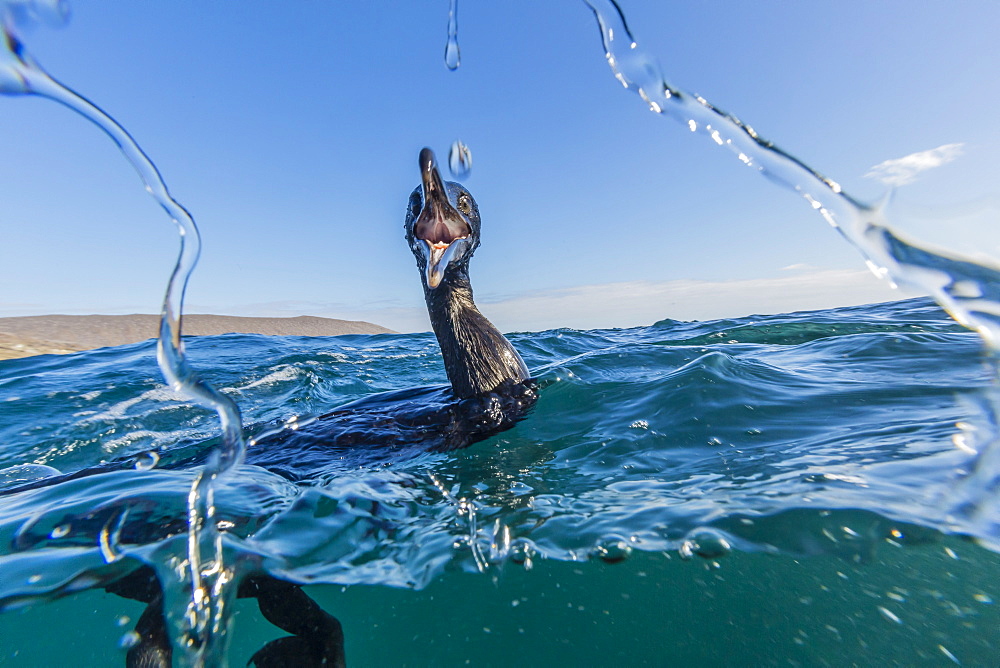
0;302;150;317
213;269;920;333
865;143;964;186
0;302;47;316
44;269;918;334
474;269;915;333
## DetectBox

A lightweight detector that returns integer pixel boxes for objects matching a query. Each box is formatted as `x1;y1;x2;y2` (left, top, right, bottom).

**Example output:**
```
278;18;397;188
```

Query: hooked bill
414;148;471;288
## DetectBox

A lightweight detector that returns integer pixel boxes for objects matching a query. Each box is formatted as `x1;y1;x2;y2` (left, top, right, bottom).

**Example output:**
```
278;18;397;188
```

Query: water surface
2;298;998;664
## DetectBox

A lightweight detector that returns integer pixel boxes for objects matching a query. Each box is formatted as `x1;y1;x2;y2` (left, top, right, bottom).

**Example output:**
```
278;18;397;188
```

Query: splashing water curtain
0;1;245;664
583;0;1000;540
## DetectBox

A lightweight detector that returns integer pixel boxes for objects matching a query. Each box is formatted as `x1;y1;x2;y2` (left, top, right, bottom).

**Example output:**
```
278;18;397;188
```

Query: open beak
414;148;471;289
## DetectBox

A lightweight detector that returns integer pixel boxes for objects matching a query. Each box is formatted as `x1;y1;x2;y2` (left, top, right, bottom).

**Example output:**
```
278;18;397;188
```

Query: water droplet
594;538;632;564
679;528;732;560
116;615;131;627
134;450;159;470
448;141;472;179
443;0;460;70
445;40;461;71
49;524;70;539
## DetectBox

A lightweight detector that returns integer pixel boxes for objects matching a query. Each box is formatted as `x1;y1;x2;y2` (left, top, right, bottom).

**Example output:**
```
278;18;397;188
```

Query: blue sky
1;1;998;332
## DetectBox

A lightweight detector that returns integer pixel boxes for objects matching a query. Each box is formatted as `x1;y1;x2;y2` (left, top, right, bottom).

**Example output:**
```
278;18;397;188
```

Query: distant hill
0;314;396;360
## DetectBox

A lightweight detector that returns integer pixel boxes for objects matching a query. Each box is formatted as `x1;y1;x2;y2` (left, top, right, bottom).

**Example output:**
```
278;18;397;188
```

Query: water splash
582;0;1000;541
448;140;472;179
1;1;244;662
444;0;460;70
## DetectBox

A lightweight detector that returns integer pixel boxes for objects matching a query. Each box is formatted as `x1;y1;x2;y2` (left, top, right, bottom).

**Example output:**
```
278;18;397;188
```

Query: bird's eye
457;195;472;215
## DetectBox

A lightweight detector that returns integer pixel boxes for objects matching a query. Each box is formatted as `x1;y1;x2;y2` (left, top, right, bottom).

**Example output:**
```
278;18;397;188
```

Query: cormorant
70;147;536;666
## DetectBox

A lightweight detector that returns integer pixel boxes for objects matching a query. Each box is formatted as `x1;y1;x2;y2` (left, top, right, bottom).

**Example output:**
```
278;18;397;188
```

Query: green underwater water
3;535;998;666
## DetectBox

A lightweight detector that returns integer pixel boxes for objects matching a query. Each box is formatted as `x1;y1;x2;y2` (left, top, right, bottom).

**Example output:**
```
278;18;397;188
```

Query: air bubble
50;524;70;539
0;463;61;486
594;538;632;564
118;631;141;650
877;606;902;624
679;528;732;560
134;450;159;470
509;540;535;570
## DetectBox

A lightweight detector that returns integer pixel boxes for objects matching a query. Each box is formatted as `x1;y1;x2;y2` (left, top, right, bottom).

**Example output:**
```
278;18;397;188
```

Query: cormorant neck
423;267;529;399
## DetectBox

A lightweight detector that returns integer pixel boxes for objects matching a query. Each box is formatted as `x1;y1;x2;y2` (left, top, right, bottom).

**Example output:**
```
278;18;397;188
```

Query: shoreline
0;314;396;361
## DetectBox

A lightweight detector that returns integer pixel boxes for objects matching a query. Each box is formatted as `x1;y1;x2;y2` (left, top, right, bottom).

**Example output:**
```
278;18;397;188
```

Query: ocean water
2;297;999;665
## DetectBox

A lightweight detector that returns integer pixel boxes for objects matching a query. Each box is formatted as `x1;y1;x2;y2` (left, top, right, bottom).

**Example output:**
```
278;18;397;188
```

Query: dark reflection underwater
2;297;999;664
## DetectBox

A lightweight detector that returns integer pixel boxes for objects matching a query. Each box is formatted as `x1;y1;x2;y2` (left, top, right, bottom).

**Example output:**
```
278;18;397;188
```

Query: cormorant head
404;147;481;289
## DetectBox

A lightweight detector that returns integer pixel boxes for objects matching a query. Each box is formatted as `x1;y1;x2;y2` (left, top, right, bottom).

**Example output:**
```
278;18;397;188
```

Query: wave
0;298;990;607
